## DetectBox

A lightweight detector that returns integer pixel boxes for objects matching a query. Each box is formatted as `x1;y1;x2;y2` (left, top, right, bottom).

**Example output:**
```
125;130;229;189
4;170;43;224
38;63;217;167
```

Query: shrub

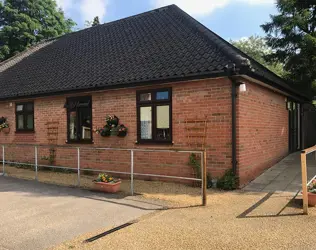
216;169;238;190
188;153;212;189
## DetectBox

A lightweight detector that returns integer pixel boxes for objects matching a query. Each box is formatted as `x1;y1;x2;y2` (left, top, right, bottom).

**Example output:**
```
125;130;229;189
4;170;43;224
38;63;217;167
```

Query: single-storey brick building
0;5;312;186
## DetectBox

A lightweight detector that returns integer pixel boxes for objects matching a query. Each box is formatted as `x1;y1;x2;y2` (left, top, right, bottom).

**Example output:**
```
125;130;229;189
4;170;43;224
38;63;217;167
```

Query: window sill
135;140;174;145
15;130;35;134
66;140;94;144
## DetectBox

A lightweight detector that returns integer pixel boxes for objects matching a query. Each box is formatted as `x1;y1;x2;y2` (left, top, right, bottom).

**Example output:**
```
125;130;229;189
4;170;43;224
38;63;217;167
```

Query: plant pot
2;127;10;134
100;129;111;137
117;131;127;137
94;181;121;193
308;192;316;206
110;127;119;136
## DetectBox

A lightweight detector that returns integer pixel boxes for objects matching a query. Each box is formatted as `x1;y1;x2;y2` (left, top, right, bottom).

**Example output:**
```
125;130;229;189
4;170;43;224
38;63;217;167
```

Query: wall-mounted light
239;83;247;92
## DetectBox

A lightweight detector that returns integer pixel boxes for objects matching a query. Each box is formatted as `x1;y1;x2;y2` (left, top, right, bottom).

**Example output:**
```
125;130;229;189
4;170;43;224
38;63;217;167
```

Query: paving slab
243;152;316;193
0;177;163;250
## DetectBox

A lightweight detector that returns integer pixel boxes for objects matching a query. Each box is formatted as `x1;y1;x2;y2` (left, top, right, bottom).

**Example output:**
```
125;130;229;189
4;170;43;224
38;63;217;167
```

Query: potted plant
117;124;128;137
110;126;119;136
0;117;9;134
96;125;111;137
106;115;119;127
93;173;121;193
308;179;316;206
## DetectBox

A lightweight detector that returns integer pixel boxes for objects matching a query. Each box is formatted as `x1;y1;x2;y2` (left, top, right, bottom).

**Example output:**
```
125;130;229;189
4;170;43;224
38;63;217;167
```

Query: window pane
156;105;170;140
17;115;24;129
140;107;152;139
26;114;34;129
26;103;33;111
69;111;77;140
156;91;169;100
79;108;92;140
140;93;151;101
16;105;23;112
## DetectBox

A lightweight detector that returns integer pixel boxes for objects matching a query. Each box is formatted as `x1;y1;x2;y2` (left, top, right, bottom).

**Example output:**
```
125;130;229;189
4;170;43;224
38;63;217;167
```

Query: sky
55;0;278;41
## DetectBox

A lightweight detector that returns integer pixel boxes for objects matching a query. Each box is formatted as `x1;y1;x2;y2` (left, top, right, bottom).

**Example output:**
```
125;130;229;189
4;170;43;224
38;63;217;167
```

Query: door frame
288;100;301;153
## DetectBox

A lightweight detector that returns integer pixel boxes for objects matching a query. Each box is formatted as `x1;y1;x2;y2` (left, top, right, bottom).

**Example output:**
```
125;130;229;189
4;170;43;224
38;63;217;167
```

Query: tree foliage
92;16;100;27
231;35;285;77
0;0;76;61
261;0;316;94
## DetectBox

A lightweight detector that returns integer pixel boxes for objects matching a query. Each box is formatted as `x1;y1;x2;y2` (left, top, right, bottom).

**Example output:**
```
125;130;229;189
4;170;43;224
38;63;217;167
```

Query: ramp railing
301;145;316;214
0;144;207;206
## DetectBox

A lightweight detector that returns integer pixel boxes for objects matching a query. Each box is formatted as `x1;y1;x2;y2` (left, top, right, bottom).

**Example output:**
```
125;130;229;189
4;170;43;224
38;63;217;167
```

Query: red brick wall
236;80;289;186
0;78;232;180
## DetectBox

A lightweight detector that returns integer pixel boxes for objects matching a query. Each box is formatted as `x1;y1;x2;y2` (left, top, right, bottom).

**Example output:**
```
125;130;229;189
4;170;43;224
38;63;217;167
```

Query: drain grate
84;221;136;243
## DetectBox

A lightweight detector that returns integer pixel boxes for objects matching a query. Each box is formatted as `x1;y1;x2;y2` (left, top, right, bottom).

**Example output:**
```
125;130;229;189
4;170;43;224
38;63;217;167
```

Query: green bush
216;169;238;190
188;153;212;189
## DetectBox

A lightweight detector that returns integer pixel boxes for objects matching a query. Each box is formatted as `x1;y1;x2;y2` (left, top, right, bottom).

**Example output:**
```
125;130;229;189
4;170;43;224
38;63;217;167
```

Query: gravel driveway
0;177;162;250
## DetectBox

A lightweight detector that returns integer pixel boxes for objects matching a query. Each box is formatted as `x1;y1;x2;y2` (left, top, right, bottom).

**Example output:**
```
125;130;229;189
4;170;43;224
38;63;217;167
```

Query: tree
84;16;101;28
0;0;76;61
261;0;316;95
231;35;285;77
92;16;100;27
84;20;93;28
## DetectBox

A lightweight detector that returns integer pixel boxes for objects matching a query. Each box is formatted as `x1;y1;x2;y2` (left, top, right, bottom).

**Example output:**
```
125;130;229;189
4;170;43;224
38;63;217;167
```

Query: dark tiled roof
0;5;308;101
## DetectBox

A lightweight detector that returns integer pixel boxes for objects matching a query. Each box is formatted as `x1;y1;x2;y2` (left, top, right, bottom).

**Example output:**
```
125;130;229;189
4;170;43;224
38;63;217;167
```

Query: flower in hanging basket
0;117;9;133
105;115;119;127
117;124;128;137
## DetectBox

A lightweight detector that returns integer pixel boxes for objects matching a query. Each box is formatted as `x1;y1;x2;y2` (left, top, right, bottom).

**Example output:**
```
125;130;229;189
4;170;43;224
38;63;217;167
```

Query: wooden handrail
301;145;316;155
301;153;308;215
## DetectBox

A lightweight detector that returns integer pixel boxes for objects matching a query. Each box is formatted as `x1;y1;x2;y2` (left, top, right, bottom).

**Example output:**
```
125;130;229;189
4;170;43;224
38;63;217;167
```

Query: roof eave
240;72;310;102
0;71;227;102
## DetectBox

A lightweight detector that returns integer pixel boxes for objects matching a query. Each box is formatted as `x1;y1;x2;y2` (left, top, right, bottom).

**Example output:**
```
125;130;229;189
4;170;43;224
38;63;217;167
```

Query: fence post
77;147;80;187
301;152;308;215
201;150;207;206
2;145;4;175
131;150;134;196
35;146;38;181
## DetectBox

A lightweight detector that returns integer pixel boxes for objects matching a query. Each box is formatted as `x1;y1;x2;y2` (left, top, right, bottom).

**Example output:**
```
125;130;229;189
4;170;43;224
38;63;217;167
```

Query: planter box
308;192;316;206
94;181;121;193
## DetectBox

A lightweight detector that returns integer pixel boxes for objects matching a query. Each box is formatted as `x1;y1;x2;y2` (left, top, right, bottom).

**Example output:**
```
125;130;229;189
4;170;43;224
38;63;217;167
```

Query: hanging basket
100;126;111;137
117;131;127;137
110;127;119;136
117;124;128;137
